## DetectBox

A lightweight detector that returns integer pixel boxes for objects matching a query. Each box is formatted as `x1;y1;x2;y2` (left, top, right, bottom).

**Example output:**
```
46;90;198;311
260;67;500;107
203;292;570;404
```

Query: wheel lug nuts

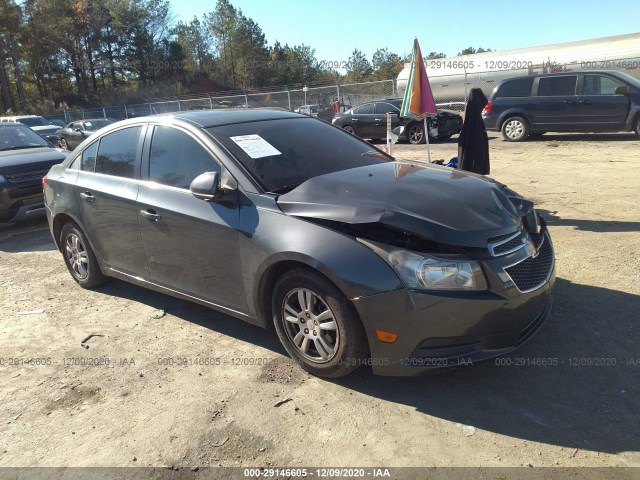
304;328;309;334
313;331;317;336
300;318;305;323
306;313;310;318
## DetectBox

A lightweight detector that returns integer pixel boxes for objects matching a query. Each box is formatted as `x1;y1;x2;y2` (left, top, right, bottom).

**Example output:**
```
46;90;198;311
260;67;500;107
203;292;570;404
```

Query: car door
373;102;402;139
531;75;579;131
348;103;376;138
136;125;247;313
575;74;630;130
74;125;149;278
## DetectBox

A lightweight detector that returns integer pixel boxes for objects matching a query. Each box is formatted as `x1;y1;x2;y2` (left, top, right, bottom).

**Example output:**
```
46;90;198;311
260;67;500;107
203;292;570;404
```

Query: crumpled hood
277;162;526;248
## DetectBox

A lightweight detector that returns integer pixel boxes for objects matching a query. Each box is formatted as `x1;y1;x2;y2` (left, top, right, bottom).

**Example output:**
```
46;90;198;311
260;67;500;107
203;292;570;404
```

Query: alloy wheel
65;233;89;280
282;288;339;363
504;119;525;140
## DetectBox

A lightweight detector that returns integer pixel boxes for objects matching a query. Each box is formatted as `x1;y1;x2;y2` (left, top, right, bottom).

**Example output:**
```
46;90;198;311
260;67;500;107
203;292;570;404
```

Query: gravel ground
0;132;638;472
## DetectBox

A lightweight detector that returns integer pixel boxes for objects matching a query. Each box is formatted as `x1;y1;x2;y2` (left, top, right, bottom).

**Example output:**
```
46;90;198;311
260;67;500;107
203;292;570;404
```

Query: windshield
84;119;112;131
0;125;50;151
206;117;392;193
16;117;50;127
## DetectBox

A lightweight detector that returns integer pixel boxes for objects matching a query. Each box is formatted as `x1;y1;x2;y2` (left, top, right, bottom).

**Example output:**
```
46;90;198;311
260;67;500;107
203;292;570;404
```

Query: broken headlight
358;238;487;291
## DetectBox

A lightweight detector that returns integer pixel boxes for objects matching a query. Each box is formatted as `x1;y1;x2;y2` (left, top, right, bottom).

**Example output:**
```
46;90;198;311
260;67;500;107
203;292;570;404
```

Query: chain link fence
63;80;396;123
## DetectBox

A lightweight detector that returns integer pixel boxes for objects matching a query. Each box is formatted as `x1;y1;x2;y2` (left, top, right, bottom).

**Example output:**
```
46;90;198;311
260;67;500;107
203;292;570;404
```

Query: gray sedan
44;110;555;377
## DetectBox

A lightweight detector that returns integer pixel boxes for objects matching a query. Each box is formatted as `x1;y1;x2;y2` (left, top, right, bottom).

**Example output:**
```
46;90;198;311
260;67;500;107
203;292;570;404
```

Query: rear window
94;127;142;178
496;78;533;98
537;76;577;96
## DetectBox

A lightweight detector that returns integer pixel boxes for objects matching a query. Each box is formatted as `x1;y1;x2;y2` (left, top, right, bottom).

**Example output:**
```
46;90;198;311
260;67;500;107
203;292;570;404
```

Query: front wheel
342;125;356;135
272;269;368;378
60;222;107;288
407;123;425;144
501;116;529;142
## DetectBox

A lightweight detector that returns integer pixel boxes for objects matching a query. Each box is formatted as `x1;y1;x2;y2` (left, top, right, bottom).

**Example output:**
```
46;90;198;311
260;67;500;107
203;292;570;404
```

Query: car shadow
0;218;56;252
332;277;640;455
538;209;640;233
95;275;638;455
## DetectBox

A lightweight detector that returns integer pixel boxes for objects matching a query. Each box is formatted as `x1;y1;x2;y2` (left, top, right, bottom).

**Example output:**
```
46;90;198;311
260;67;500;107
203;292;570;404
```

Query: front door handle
563;99;578;105
140;209;161;222
79;191;94;203
351;118;358;122
579;99;593;104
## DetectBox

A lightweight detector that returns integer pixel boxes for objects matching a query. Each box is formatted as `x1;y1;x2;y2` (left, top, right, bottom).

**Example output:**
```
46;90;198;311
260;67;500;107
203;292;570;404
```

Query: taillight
42;175;47;192
482;100;492;115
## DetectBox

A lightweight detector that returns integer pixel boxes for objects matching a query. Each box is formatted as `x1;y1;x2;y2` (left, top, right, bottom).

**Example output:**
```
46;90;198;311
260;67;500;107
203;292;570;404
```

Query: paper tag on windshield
230;134;281;158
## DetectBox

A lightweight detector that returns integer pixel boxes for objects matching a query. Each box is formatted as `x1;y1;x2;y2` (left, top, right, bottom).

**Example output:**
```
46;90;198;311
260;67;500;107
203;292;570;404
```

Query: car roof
164;109;301;128
497;70;629;85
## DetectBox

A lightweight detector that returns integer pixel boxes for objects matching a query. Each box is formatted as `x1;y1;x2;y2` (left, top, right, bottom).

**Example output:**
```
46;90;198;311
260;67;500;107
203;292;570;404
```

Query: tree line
0;0;490;114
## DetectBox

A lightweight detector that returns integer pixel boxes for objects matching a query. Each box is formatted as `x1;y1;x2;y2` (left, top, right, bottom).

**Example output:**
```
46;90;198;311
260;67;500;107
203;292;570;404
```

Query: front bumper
352;233;555;376
0;186;46;224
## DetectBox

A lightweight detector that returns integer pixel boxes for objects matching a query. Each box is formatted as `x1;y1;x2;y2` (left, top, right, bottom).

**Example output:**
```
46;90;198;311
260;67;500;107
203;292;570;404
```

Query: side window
95;126;141;178
375;102;399;115
583;75;625;95
353;103;374;115
149;126;220;189
537;76;577;96
497;78;534;98
81;141;98;171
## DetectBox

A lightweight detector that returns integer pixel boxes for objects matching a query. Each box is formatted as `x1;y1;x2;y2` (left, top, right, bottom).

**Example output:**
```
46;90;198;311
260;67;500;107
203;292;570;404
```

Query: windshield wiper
268;183;302;195
3;145;46;151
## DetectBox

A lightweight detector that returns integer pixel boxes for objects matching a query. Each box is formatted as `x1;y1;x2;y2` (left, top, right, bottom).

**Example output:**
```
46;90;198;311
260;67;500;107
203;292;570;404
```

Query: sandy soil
0;132;639;472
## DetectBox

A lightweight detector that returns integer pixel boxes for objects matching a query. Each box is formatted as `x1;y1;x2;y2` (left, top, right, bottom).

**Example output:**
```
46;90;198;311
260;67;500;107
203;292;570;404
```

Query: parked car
0;123;67;224
56;118;114;150
298;104;319;116
0;115;61;145
332;98;463;144
482;71;640;141
44;110;554;378
46;118;67;128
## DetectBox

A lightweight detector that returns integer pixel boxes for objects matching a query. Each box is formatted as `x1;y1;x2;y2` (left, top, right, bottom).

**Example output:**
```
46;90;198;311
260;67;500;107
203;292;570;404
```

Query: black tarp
458;88;490;175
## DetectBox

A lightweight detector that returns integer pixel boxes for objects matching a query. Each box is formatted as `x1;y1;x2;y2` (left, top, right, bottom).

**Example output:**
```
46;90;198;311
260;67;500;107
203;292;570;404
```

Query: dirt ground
1;132;639;472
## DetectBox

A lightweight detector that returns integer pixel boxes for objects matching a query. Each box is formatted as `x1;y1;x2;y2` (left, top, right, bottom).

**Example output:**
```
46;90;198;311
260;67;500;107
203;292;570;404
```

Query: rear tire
272;268;368;378
342;125;356;135
60;222;107;289
501;116;529;142
634;116;640;138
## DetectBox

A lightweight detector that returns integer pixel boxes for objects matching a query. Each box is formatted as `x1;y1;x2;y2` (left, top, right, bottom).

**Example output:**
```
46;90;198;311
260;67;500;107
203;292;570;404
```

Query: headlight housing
358;238;487;291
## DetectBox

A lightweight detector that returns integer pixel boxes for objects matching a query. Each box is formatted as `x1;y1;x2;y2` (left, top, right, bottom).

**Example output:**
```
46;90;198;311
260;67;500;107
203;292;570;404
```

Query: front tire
60;222;107;288
501;116;529;142
272;269;368;378
407;123;425;144
342;125;356;135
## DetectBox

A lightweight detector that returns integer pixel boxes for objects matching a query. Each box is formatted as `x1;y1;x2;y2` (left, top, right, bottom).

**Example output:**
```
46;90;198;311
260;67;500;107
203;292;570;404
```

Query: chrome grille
488;231;528;257
504;235;554;292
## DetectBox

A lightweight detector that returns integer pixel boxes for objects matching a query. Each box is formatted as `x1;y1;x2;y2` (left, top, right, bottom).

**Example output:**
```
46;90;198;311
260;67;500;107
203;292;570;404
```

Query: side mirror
190;172;223;201
614;86;629;95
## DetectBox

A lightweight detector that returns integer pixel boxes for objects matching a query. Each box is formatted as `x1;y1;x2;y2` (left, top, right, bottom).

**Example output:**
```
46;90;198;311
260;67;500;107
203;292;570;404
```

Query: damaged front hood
277;162;526;248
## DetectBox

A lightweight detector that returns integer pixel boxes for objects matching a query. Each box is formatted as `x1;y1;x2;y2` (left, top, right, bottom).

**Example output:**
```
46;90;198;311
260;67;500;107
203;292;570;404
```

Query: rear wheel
501;116;529;142
272;268;368;378
60;222;107;288
342;125;356;135
407;123;425;144
635;116;640;138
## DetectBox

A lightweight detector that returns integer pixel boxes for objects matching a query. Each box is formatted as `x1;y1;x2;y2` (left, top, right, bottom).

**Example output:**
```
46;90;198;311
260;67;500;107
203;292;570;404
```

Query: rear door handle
563;99;578;105
140;209;161;222
351;118;358;122
79;191;94;203
579;100;593;104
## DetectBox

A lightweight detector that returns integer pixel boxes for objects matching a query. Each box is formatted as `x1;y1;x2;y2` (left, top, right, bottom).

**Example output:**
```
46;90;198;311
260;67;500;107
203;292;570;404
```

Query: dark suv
332;98;462;144
482;71;640;141
0;123;67;224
